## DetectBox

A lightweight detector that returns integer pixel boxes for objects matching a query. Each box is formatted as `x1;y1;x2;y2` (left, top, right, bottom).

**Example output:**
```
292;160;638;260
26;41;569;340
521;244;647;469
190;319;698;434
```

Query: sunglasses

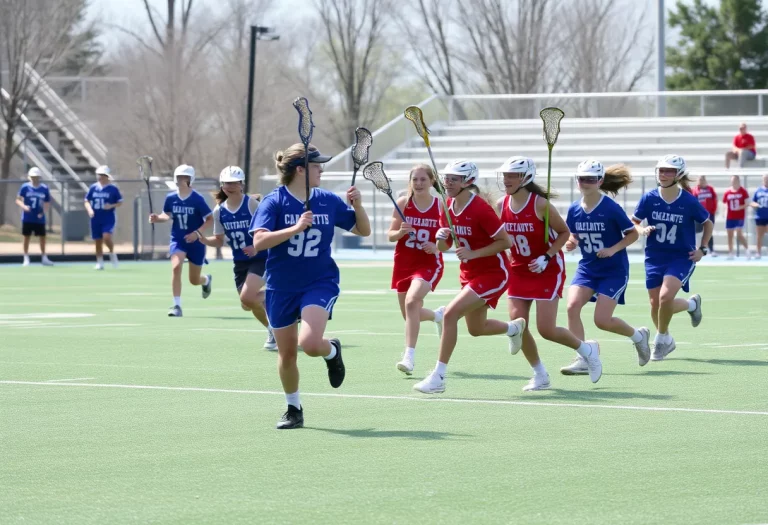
577;176;601;184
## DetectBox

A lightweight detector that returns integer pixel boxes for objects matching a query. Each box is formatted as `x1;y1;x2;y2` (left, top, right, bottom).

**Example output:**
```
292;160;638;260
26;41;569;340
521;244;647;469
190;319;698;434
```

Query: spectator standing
691;175;718;256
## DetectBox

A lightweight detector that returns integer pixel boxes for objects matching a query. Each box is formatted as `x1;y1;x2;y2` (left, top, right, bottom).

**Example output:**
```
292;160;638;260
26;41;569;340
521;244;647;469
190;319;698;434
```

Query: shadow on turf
451;371;529;381
307;427;470;440
521;388;673;401
611;370;711;376
675;357;768;367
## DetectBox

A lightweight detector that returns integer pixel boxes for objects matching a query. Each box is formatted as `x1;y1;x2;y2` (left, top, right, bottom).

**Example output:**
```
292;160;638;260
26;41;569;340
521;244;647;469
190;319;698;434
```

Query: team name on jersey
651;211;683;223
504;222;534;233
284;213;330;225
173;205;197;215
91;191;112;199
574;222;606;232
26;191;47;200
407;217;438;228
697;190;713;200
726;193;743;201
454;225;472;235
223;219;251;230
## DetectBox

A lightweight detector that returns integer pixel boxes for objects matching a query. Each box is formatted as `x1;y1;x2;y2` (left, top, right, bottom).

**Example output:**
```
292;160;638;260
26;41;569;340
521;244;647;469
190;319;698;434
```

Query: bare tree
0;0;86;224
314;0;397;149
558;0;654;117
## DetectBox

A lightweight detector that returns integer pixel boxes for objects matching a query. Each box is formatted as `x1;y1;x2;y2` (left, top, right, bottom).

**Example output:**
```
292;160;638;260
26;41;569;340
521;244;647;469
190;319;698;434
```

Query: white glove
436;227;451;241
530;254;550;273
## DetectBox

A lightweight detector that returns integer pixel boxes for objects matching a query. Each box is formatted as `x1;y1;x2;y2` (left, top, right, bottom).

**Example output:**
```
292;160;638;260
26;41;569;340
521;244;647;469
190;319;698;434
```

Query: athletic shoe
202;274;212;299
263;327;277;351
634;327;651;366
396;353;414;375
94;263;104;270
433;306;445;338
584;340;602;383
746;250;752;260
276;405;304;429
522;373;551;391
326;338;345;388
727;252;734;260
22;256;30;267
413;371;445;394
651;338;676;361
560;355;588;375
41;256;53;266
110;253;119;268
710;251;718;257
508;317;526;355
168;305;182;317
688;294;702;328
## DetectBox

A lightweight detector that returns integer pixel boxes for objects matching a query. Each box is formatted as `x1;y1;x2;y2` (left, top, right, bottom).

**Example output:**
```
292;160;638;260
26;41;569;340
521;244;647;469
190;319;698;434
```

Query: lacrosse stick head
404;105;430;145
540;107;565;149
293;97;314;145
351;127;373;168
362;161;393;196
136;156;153;181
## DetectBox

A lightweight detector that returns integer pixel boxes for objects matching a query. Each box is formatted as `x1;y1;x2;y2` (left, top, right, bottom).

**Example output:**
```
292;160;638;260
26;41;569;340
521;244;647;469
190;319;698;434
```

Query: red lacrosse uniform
440;194;509;309
723;187;749;221
500;193;566;301
391;196;444;293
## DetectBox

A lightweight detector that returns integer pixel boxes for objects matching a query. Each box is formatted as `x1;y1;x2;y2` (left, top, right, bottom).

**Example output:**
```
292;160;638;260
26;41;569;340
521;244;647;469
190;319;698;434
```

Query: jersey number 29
405;229;430;249
287;228;322;257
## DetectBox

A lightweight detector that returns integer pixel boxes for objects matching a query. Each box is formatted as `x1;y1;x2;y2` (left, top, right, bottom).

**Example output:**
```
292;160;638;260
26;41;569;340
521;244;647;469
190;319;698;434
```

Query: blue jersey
162;190;212;242
633;188;710;257
566;195;634;275
753;186;768;220
249;186;357;292
85;183;122;219
17;183;50;224
213;195;265;262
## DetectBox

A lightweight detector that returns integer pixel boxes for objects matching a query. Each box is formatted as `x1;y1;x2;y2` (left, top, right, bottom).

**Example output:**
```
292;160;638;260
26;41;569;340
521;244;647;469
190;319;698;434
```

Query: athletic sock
630;329;644;343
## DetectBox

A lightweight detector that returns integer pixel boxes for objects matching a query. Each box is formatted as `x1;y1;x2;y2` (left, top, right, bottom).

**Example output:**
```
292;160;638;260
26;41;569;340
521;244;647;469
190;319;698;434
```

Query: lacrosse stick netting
351;127;373;185
293;97;315;211
539;107;565;241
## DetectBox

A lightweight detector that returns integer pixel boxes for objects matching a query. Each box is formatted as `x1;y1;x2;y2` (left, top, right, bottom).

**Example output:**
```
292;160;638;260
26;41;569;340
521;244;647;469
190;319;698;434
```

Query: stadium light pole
657;0;666;117
243;25;280;192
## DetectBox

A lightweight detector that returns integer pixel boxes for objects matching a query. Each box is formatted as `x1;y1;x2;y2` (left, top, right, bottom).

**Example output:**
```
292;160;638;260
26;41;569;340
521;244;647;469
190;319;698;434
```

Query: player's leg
536;298;601;383
594;294;651;366
509;298;549;389
186;242;211;298
169;251;185;316
736;226;750;256
397;279;440;375
756;224;767;257
647;286;661;330
653;274;692;360
273;321;303;429
94;239;104;270
37;225;52;265
726;227;735;257
413;287;485;394
297;283;344;388
103;231;118;268
21;225;31;266
560;285;593;376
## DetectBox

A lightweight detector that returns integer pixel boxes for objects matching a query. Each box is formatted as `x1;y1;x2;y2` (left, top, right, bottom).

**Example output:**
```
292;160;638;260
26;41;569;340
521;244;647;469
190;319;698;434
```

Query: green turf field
1;261;767;525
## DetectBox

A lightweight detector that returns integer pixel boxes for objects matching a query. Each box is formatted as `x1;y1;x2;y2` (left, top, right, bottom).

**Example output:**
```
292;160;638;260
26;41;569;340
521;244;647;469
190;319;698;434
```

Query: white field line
10;323;142;330
46;377;95;383
2;380;768;417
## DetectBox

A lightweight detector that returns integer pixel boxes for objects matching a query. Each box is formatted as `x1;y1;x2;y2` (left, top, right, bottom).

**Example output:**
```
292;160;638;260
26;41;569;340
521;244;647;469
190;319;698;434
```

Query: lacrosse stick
351;127;372;186
539;107;565;242
293;97;315;211
362;162;414;240
403;105;459;247
137;155;155;255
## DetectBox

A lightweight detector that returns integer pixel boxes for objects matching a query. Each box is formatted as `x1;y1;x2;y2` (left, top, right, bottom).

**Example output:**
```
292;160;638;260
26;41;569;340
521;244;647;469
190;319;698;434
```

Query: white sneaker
727;252;734;260
651;337;676;361
584;340;602;383
396;354;414;375
710;251;718;257
688;294;702;328
560;355;588;375
746;250;752;260
634;327;651;366
433;306;445;338
22;256;30;267
41;256;53;266
507;317;526;355
413;371;445;394
522;373;551;391
263;327;277;351
94;263;104;270
110;253;119;268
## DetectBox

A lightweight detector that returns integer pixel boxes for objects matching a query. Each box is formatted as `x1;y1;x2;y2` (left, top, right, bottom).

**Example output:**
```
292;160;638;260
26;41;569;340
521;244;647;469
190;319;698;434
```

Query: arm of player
347;186;371;237
149;212;170;223
456;227;512;262
187;214;213;243
15;196;31;212
199;233;225;248
387;196;414;242
597;228;639;258
42;200;50;218
542;201;570;256
564;233;579;252
691;220;714;261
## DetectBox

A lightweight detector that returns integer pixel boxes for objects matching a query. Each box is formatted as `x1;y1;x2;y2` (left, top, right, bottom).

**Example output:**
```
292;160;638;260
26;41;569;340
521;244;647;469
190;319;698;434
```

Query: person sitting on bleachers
725;123;757;168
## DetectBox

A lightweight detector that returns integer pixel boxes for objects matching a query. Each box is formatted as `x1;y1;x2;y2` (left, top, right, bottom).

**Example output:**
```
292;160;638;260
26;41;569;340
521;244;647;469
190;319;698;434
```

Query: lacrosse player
84;166;123;270
249;143;370;429
631;155;711;361
16;167;53;266
149;164;213;317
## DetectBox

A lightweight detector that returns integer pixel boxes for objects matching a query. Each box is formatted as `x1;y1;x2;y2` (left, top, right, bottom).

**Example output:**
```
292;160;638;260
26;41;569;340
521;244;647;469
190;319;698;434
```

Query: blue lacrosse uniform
162;189;212;266
249;186;357;329
753;186;768;226
633;188;710;292
17;183;50;225
566;195;634;304
85;183;123;239
214;196;267;292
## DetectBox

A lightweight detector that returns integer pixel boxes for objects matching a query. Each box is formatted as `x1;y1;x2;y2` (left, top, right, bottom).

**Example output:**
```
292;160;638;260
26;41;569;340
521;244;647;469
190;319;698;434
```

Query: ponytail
213;188;228;204
524;181;558;200
600;164;633;197
678;173;692;192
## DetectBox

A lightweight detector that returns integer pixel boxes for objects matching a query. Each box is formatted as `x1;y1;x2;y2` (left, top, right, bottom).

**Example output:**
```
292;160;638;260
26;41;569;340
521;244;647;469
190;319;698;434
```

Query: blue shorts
726;219;745;230
756;218;768;227
169;239;207;266
571;267;629;305
265;281;340;330
90;216;116;240
645;257;695;292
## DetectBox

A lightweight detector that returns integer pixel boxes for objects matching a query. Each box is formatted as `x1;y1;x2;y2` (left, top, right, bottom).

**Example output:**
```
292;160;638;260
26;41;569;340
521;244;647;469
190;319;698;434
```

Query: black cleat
168;305;182;317
276;405;304;429
202;274;212;299
326;338;345;388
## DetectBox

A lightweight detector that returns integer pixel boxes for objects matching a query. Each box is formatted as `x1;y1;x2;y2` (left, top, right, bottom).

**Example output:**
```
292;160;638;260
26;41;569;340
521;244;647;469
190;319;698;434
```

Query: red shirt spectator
725;123;757;168
692;178;718;215
734;132;756;155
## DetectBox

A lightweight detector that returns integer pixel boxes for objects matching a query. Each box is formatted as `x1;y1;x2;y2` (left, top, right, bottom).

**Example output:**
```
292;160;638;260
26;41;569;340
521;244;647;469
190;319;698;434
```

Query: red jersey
393;196;443;271
500;193;563;271
723;187;749;220
440;194;509;280
691;185;717;215
733;133;757;155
